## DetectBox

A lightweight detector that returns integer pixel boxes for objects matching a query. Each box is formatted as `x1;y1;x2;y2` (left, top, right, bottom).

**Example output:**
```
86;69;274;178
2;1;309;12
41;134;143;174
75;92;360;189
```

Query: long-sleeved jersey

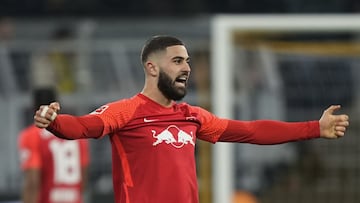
47;93;320;203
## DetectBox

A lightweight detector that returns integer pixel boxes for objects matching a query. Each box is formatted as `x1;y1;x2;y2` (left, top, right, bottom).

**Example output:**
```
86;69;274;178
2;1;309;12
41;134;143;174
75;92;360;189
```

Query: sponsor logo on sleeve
90;105;109;115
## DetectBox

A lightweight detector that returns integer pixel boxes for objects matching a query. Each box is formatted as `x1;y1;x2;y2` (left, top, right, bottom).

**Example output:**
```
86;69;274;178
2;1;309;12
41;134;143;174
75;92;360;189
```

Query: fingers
335;131;345;137
38;105;57;120
40;106;49;117
49;102;61;111
34;104;59;128
50;112;57;121
334;117;349;137
34;117;51;128
334;114;349;122
335;125;346;133
336;119;349;127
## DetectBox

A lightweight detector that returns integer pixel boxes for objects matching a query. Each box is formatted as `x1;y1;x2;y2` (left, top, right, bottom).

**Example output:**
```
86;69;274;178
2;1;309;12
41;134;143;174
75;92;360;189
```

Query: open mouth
175;76;188;86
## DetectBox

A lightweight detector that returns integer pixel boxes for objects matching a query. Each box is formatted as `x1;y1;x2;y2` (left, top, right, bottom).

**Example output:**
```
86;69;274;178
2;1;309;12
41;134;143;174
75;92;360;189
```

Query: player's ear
145;61;158;77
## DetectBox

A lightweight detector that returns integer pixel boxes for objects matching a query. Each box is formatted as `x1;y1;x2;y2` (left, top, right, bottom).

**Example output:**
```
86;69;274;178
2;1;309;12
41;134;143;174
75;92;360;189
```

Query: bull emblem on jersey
152;125;195;148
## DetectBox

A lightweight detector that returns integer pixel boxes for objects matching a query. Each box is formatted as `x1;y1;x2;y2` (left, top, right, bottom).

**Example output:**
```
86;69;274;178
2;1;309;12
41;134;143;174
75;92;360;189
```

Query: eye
174;59;182;64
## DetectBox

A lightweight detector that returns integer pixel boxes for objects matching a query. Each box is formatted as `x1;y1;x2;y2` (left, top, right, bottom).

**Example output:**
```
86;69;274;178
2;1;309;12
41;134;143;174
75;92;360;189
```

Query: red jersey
47;93;320;203
18;125;89;203
89;94;229;203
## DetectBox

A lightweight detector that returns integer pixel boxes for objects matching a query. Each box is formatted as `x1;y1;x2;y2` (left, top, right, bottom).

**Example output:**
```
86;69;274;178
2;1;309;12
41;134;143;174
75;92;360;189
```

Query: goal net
211;14;360;203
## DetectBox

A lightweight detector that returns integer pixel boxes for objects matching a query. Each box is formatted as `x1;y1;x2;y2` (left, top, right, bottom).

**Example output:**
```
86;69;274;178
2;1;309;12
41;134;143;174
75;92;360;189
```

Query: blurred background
1;1;360;203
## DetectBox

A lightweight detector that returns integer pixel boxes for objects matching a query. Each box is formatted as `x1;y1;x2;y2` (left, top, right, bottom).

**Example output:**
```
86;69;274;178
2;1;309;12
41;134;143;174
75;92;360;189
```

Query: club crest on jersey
90;105;109;115
152;125;195;148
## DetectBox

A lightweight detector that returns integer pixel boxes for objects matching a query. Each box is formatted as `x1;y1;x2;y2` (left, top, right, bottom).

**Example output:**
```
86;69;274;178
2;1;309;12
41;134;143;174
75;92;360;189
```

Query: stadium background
1;1;360;203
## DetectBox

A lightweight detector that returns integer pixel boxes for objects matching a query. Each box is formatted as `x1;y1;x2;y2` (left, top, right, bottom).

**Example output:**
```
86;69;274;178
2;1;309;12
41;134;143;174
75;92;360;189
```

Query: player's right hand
34;102;61;128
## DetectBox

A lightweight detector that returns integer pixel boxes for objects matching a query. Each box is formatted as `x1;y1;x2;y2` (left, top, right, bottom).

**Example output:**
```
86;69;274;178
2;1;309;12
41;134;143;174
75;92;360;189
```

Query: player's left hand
319;105;349;139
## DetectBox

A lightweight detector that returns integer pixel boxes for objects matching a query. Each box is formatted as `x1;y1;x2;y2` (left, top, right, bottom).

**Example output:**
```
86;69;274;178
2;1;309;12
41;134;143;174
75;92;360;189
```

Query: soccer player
19;88;90;203
33;35;349;203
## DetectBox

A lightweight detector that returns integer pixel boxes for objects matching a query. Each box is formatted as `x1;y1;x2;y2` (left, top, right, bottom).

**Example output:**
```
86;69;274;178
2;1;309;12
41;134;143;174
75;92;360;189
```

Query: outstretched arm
216;105;349;144
319;105;349;139
34;102;104;139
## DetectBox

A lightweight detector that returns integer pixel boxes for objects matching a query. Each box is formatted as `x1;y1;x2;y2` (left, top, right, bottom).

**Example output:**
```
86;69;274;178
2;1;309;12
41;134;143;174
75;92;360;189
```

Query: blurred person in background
33;35;349;203
0;16;17;96
30;26;77;94
18;88;90;203
0;17;13;42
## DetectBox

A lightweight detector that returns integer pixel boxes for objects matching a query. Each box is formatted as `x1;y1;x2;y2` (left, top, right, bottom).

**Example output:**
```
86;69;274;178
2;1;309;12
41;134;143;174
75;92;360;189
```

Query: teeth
177;79;186;82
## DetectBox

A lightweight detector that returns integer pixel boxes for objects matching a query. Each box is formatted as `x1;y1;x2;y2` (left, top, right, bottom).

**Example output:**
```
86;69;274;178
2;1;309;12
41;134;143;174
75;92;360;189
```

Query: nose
183;62;191;73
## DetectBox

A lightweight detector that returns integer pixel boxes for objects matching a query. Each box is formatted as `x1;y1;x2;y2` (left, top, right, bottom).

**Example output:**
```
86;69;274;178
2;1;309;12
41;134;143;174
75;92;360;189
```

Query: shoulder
90;94;144;115
177;102;216;120
18;125;41;148
110;95;145;107
19;125;40;141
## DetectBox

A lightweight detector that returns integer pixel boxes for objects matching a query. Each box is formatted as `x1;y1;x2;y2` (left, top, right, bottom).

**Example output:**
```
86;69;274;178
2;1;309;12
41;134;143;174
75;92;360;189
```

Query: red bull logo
152;125;195;148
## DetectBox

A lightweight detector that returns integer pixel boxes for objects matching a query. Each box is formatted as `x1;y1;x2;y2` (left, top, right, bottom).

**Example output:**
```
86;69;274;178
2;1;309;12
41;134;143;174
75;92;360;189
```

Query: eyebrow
172;56;190;62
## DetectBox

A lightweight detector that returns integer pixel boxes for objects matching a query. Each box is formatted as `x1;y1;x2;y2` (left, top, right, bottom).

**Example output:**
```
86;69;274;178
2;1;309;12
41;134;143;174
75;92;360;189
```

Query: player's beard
158;69;187;101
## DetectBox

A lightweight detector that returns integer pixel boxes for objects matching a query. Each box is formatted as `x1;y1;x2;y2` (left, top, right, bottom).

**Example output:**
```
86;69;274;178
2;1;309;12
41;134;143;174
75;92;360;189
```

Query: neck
141;87;173;107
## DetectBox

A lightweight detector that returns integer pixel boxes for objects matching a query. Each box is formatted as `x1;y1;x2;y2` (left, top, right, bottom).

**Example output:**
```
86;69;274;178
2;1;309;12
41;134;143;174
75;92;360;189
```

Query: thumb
324;105;341;115
49;102;61;112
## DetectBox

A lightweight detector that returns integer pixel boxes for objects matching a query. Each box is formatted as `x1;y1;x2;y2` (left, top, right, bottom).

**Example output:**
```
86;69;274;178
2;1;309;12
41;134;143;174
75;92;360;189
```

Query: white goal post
210;14;360;203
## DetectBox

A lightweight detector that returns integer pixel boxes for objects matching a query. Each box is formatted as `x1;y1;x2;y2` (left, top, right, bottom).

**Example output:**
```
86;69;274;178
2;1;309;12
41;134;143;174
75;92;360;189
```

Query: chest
115;112;200;150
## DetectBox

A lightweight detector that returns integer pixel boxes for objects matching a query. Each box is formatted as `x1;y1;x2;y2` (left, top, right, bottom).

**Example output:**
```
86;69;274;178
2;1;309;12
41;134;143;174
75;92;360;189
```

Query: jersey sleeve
90;97;142;135
48;97;142;140
193;106;320;144
48;114;105;139
192;106;229;143
219;120;320;144
18;127;42;170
